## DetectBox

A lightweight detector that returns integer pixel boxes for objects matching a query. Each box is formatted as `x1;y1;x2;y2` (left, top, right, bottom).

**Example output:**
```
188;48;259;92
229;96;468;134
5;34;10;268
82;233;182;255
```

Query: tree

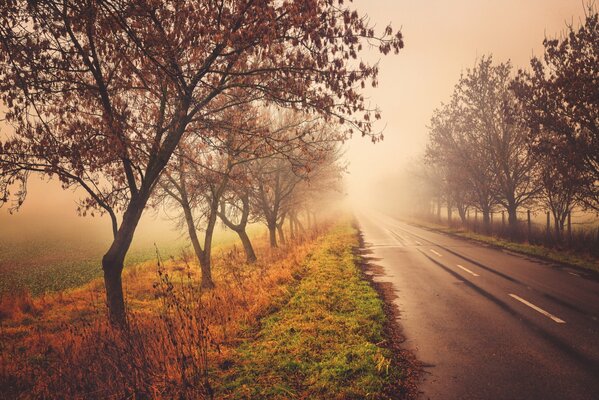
426;99;497;231
250;111;339;247
428;57;539;234
283;139;345;237
159;148;231;290
157;104;265;288
513;6;599;211
0;0;403;325
456;57;538;234
218;185;257;263
536;138;583;241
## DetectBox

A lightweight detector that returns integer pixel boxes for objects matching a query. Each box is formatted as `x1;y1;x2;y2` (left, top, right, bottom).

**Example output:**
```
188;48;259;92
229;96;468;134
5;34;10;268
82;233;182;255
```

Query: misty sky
347;0;586;203
0;0;588;238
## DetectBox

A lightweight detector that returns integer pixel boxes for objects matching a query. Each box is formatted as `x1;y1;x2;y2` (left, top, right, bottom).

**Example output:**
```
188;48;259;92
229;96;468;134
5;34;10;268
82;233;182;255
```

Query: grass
0;238;187;296
219;221;400;399
0;224;316;398
407;218;599;274
0;217;406;399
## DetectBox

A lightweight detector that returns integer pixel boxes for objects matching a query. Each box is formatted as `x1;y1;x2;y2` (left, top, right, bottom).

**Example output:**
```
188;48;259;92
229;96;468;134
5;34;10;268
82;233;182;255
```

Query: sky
346;0;587;204
0;0;589;240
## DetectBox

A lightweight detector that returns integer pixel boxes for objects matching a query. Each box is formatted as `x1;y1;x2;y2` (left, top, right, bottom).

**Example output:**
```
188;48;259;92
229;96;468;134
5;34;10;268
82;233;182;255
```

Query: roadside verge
219;219;419;399
404;218;599;275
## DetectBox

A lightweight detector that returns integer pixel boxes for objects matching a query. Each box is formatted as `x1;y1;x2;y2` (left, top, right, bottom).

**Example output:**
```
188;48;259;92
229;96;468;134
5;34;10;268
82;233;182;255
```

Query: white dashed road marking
456;264;480;277
509;294;566;324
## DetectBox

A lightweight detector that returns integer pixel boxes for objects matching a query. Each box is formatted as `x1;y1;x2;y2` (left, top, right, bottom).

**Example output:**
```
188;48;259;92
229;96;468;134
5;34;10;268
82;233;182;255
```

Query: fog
0;0;588;242
346;0;586;211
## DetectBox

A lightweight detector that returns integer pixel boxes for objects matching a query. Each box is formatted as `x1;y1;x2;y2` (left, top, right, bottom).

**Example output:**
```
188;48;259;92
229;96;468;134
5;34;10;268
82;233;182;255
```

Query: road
357;210;599;400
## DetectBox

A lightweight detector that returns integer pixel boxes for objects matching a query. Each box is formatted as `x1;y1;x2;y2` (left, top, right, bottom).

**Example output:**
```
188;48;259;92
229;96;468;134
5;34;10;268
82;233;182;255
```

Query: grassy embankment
219;221;404;399
407;217;599;274
0;219;408;399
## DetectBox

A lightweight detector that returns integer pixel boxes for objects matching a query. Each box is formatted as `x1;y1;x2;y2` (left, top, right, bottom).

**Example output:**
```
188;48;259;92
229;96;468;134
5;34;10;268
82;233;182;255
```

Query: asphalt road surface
357;210;599;400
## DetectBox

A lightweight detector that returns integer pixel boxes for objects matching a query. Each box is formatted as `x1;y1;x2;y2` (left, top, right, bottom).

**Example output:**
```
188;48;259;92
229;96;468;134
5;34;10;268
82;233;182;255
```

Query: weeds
0;290;39;321
0;219;404;399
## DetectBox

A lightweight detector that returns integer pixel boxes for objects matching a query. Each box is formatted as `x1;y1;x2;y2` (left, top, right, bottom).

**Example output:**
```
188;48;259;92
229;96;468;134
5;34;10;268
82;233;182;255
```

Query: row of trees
0;0;403;325
423;7;598;240
155;105;343;289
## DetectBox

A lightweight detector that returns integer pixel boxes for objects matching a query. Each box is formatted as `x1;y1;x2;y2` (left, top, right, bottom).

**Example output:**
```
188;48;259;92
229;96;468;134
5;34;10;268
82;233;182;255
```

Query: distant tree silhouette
427;57;539;235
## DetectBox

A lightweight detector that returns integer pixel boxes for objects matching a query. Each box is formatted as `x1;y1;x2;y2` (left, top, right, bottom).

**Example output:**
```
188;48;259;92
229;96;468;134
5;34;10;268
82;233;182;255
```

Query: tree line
422;7;598;241
0;0;404;326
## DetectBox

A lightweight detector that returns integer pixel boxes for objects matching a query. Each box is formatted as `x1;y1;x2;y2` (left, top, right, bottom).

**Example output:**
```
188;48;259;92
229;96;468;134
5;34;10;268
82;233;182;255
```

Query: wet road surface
357;211;599;400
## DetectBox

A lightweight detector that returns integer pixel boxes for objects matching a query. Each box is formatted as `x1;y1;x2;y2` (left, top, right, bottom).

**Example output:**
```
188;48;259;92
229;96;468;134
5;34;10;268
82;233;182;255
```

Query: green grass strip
221;222;398;399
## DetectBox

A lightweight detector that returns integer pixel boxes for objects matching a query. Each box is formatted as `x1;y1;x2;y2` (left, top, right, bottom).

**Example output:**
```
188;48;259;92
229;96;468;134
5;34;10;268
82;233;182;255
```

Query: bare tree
218;186;257;263
427;57;540;234
427;100;497;230
535;134;584;241
250;112;341;247
455;57;539;233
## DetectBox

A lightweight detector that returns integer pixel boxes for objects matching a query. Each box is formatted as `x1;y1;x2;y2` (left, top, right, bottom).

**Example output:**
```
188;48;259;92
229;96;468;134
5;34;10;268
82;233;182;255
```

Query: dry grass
0;224;329;399
0;290;40;321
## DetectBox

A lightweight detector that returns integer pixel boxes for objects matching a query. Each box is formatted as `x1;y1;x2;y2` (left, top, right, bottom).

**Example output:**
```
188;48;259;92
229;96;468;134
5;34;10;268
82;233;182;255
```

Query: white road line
568;272;580;277
414;240;422;245
456;264;480;277
509;294;566;324
430;249;442;257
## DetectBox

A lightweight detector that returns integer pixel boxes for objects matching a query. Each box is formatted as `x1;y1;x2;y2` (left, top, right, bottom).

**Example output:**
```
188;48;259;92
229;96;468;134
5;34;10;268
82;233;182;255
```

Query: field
0;223;264;296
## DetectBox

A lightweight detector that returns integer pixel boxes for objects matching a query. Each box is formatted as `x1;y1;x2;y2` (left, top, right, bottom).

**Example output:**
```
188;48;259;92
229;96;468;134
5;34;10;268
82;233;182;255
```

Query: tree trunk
507;206;518;226
181;200;215;289
553;216;562;242
289;217;296;240
457;204;467;225
199;252;215;289
553;210;568;243
268;222;277;248
507;204;518;239
276;223;286;246
102;265;126;326
237;229;257;263
218;192;255;263
294;214;305;234
201;204;219;290
482;209;491;233
102;198;146;326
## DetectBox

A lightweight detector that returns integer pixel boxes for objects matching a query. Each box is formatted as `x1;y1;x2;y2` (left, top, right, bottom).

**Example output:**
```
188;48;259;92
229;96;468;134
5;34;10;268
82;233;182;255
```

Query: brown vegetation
0;225;328;399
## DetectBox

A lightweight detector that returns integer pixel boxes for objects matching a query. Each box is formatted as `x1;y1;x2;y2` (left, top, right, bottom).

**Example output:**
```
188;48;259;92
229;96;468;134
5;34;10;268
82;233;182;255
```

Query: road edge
403;218;599;280
353;220;422;399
